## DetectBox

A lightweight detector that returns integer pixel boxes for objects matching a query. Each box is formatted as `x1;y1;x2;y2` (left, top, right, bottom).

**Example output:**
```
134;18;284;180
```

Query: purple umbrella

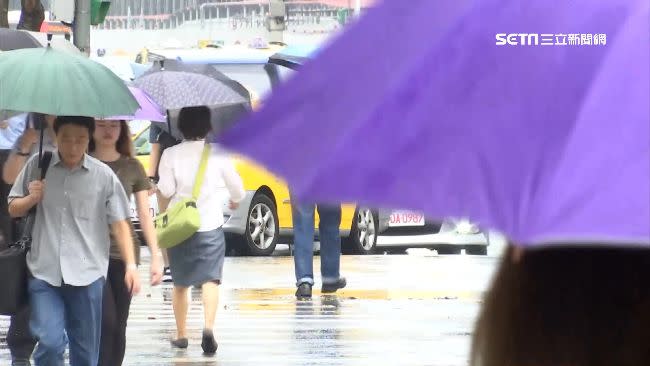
108;86;166;122
221;0;650;247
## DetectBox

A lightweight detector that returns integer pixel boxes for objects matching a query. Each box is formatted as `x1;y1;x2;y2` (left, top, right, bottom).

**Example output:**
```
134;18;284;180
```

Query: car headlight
455;220;480;234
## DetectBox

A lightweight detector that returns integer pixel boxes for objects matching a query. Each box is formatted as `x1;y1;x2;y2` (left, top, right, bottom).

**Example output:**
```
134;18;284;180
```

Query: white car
376;210;490;255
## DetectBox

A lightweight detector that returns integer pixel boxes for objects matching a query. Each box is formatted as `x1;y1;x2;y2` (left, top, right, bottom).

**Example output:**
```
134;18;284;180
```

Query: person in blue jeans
291;198;347;299
8;116;141;366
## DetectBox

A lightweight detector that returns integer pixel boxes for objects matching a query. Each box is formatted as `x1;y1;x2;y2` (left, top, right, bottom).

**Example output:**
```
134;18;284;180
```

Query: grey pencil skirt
167;228;226;287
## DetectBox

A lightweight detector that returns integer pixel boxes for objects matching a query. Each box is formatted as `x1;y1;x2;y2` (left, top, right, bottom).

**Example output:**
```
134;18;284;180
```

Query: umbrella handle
166;110;172;135
38;125;44;168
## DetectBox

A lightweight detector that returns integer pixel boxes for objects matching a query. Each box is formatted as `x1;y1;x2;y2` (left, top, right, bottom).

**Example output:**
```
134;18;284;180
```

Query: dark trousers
98;259;132;366
7;306;37;361
0;149;37;361
0;149;12;243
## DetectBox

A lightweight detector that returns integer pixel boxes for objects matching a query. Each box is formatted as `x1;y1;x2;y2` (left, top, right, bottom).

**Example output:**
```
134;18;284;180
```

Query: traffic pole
72;0;91;56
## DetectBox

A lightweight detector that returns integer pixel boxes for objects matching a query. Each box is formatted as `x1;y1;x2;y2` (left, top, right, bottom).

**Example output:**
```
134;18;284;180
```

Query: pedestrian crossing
1;254;492;365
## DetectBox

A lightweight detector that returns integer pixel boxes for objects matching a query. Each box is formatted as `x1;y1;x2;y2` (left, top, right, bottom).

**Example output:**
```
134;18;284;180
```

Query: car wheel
237;193;279;256
384;248;408;255
344;207;378;255
436;245;462;255
465;245;488;255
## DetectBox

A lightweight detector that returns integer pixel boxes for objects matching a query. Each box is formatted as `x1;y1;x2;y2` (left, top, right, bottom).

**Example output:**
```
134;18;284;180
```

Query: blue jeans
28;277;105;366
291;199;342;286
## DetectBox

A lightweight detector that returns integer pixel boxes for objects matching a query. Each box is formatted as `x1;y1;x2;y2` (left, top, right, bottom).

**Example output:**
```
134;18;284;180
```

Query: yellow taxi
132;45;388;255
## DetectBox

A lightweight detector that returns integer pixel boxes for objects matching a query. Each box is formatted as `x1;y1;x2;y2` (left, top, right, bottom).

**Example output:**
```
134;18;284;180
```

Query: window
212;64;276;99
133;127;151;156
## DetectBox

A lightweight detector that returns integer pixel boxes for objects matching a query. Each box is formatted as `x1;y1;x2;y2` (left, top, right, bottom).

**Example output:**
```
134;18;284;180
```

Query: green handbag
155;144;210;249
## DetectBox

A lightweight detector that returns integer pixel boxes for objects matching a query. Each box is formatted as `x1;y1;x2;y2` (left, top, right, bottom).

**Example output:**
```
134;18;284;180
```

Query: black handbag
0;151;52;316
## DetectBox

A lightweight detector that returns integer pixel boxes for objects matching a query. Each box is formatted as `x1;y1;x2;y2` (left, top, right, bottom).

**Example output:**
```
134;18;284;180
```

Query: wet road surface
1;251;499;365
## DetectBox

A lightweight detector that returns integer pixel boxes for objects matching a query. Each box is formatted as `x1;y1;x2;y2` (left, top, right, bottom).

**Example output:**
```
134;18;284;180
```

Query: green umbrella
0;47;138;117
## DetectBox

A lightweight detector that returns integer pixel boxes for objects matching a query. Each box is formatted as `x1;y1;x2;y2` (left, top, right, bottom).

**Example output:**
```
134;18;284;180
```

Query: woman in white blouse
157;106;245;355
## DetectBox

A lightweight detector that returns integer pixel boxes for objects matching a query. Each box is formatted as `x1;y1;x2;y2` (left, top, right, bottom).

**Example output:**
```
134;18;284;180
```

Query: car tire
436;245;462;255
344;207;378;255
236;193;279;256
465;245;488;255
383;248;408;255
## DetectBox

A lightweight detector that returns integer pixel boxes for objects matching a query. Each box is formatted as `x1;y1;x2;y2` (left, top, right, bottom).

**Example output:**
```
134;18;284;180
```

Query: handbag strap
191;143;211;200
21;151;53;244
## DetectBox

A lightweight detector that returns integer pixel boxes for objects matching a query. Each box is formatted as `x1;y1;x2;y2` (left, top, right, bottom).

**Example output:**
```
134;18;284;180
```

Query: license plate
389;211;425;227
129;194;158;221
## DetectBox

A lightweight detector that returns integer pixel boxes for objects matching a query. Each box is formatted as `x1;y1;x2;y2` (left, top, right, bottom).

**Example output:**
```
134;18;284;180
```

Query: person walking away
291;199;347;300
157;106;245;354
147;120;181;282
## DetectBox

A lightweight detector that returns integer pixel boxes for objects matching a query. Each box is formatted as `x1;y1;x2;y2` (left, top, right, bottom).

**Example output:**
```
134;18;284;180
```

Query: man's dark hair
178;106;212;140
53;116;95;136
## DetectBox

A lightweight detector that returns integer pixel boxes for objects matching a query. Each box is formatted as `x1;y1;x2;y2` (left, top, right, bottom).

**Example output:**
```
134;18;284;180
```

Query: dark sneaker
163;267;173;283
295;282;312;300
201;329;218;354
12;359;31;366
322;277;347;294
171;338;188;349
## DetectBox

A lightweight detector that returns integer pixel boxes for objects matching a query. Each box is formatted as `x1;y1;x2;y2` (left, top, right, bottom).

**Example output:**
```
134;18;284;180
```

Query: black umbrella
0;29;79;54
0;29;40;51
267;44;320;70
268;53;308;70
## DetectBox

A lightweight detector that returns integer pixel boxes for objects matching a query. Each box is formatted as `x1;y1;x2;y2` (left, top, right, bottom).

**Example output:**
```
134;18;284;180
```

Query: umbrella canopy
221;0;650;247
0;47;138;117
0;28;39;51
133;70;247;111
0;29;81;55
107;86;166;122
135;60;252;139
143;59;251;101
268;44;321;70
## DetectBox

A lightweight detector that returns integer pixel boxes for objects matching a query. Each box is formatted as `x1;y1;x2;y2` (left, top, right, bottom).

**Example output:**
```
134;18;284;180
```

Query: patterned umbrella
143;59;251;101
133;70;247;110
